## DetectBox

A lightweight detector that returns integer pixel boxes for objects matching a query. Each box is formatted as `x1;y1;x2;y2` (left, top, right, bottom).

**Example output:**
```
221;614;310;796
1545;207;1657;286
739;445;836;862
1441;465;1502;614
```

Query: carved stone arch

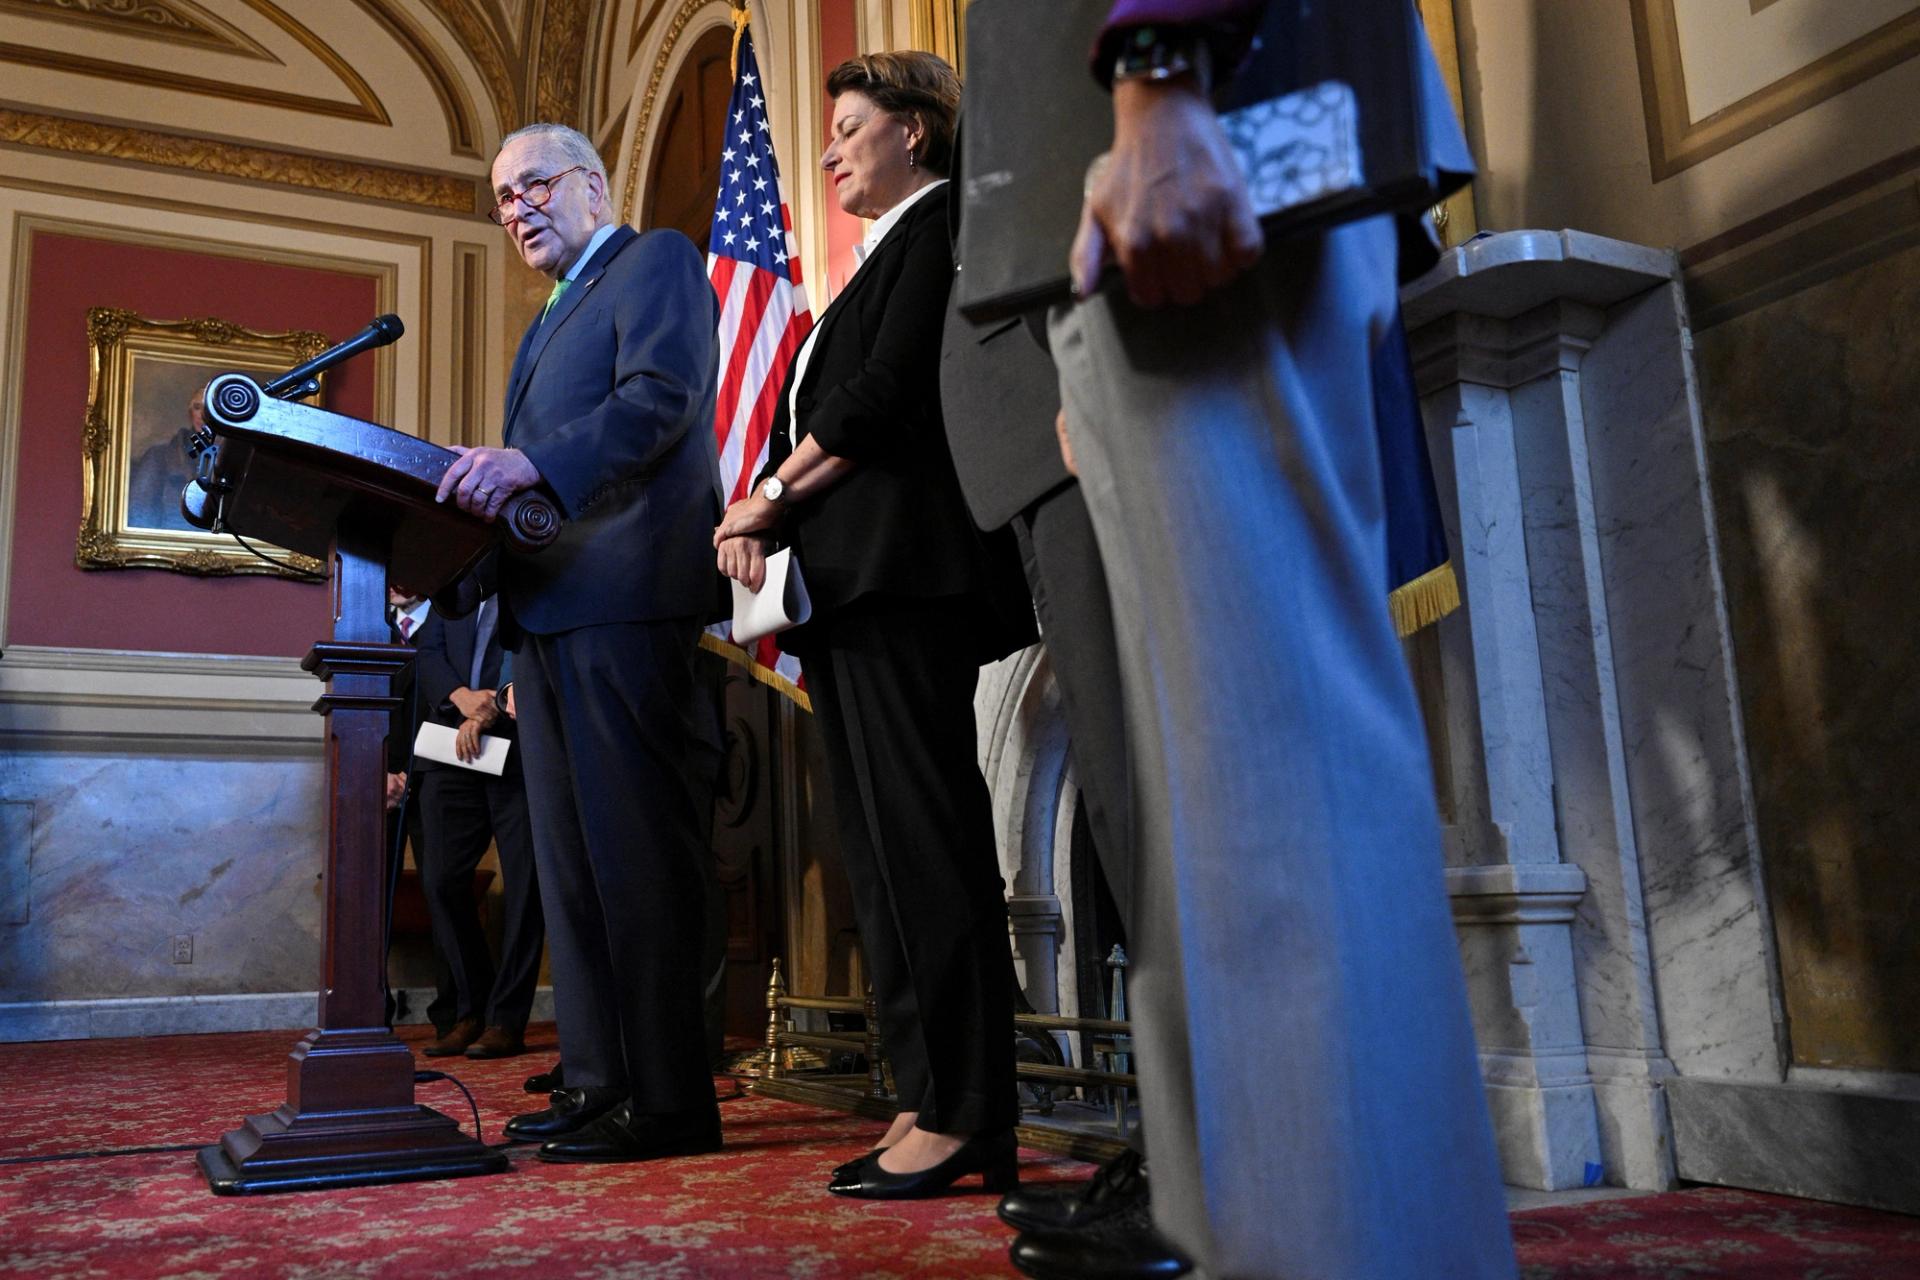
613;0;732;224
350;0;488;157
976;643;1084;1022
637;22;731;245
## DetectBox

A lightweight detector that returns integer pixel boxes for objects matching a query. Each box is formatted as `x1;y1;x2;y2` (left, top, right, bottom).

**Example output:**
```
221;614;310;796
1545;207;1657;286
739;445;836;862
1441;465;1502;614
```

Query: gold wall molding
0;0;275;58
453;241;488;447
0;39;391;126
0;107;485;215
423;0;523;132
533;0;593;127
349;0;485;157
1633;0;1920;181
617;0;724;222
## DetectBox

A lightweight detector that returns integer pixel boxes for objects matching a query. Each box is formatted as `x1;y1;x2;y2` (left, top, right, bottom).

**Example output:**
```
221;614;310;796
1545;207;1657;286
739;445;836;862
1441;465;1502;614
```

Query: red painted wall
816;0;865;301
7;231;380;657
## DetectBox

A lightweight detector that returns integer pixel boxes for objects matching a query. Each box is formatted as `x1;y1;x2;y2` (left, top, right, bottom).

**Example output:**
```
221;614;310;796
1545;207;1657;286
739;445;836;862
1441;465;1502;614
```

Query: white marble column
1401;231;1782;1191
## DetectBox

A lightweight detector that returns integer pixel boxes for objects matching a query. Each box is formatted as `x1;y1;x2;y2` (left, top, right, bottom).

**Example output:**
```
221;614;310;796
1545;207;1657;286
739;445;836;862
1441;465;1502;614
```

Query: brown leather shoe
465;1025;527;1059
422;1017;483;1057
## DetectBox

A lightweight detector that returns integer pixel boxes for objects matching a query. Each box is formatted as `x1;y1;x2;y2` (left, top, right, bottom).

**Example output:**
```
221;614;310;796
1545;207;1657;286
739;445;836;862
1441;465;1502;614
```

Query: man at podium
435;122;725;1164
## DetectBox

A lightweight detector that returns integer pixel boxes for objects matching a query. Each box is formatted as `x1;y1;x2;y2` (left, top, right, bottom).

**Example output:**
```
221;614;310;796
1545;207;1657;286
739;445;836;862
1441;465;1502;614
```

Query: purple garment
1095;0;1266;83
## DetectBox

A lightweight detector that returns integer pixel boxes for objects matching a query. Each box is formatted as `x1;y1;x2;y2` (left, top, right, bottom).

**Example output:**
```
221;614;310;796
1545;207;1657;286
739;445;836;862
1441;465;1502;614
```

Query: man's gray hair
499;122;606;179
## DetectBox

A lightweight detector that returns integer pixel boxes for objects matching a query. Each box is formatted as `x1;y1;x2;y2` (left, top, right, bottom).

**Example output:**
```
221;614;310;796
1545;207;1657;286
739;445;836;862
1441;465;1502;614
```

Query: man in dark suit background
383;587;455;1035
410;593;543;1061
435;121;724;1164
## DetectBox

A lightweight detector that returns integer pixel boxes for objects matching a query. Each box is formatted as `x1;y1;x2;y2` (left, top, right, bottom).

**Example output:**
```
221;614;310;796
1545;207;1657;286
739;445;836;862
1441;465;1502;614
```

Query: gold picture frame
77;307;330;578
1632;0;1920;181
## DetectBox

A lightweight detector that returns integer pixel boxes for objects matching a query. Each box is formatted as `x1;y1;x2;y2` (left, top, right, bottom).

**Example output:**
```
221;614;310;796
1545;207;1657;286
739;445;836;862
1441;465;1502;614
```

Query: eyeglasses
488;165;587;226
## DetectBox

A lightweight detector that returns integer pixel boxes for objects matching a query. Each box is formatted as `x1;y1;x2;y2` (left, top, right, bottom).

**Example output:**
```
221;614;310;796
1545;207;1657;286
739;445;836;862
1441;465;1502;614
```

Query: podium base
198;1103;508;1195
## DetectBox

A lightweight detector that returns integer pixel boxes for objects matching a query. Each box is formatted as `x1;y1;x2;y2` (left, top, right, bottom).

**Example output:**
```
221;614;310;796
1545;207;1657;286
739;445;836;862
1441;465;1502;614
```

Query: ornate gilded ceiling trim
0;0;276;59
0;107;484;214
421;0;521;133
349;0;485;157
239;0;391;124
0;39;391;126
617;0;717;221
532;0;592;127
629;0;665;60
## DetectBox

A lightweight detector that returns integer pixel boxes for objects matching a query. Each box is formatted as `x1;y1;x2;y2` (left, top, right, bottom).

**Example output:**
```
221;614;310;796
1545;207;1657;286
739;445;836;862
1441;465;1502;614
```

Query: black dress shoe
536;1102;723;1164
827;1129;1017;1200
502;1086;624;1143
999;1146;1147;1232
523;1061;565;1094
1010;1202;1192;1280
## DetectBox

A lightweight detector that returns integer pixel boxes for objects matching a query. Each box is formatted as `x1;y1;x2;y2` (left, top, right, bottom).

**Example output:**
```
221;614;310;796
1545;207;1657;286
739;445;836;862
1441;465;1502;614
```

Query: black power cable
414;1069;487;1145
0;1142;201;1167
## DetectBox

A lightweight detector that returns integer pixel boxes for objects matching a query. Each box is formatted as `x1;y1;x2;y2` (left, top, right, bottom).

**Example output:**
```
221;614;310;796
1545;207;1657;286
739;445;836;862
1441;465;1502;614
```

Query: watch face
764;477;784;501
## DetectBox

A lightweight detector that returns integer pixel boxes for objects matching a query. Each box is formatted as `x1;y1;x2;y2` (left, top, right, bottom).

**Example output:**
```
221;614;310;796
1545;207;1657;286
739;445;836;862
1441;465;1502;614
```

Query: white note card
412;721;511;776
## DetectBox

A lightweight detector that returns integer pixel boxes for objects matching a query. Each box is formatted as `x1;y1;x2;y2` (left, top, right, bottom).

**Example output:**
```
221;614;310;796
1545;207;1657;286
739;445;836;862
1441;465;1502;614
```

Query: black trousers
805;598;1017;1134
513;618;715;1119
1014;484;1134;928
417;762;543;1030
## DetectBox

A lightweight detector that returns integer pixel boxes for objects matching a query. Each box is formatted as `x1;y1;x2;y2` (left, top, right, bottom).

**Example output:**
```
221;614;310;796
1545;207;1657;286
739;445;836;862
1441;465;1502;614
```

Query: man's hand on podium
437;445;540;520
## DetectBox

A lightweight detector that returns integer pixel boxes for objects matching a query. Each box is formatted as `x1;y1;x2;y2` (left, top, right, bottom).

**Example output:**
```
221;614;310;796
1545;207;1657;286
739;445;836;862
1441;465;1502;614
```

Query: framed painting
76;308;329;578
1633;0;1920;179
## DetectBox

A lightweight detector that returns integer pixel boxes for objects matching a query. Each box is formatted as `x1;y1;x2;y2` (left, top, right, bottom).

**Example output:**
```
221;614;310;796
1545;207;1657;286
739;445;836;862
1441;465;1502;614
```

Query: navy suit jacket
499;224;724;637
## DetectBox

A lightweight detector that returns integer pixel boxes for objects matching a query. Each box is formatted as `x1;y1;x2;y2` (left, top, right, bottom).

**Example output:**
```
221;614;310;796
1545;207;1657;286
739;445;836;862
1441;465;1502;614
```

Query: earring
908;147;917;170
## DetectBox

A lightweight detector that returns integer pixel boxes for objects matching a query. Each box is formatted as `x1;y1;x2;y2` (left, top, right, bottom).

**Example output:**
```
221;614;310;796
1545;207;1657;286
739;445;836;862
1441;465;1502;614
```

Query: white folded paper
413;721;511;776
730;547;812;645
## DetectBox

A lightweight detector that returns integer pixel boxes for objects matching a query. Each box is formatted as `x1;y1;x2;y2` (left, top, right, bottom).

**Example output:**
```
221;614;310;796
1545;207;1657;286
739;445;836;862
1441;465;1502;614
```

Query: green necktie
542;277;571;321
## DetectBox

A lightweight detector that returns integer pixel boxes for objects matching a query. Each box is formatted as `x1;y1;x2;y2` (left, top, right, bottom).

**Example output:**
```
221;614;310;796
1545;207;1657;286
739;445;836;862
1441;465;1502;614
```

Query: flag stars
746;154;761;168
722;230;737;246
738;130;751;144
745;236;760;252
752;176;768;191
722;147;736;163
750;94;763;109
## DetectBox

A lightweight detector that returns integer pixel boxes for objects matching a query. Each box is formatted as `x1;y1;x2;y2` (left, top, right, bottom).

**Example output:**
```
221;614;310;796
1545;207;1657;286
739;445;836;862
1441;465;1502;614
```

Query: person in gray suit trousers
960;2;1519;1277
436;121;724;1165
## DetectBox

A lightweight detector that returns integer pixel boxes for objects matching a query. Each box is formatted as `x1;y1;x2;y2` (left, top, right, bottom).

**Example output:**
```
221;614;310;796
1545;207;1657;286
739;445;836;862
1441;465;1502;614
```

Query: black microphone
262;313;405;399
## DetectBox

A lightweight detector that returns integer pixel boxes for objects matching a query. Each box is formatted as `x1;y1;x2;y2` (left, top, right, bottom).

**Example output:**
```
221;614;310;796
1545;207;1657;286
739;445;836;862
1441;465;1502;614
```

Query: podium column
198;514;508;1194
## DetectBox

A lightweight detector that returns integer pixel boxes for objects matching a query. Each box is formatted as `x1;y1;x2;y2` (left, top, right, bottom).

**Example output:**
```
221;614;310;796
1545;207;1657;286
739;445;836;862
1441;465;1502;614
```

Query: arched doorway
639;24;734;249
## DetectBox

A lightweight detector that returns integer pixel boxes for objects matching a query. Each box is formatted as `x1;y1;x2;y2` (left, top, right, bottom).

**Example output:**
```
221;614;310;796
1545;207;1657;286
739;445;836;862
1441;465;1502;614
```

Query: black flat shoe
830;1148;884;1180
536;1102;723;1164
1010;1201;1192;1280
502;1085;623;1143
827;1129;1017;1200
999;1146;1147;1232
523;1061;565;1094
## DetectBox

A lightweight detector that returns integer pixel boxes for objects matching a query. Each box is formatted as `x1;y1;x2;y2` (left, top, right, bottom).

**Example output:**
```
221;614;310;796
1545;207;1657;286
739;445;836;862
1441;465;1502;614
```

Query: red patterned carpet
1;1026;1916;1278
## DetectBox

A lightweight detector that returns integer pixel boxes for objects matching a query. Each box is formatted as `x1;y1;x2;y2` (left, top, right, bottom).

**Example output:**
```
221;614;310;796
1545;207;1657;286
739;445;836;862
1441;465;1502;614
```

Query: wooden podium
185;372;558;1194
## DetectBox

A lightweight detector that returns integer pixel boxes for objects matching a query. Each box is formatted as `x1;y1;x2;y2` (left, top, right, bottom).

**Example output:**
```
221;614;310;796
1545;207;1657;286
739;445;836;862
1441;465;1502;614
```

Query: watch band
1111;25;1214;92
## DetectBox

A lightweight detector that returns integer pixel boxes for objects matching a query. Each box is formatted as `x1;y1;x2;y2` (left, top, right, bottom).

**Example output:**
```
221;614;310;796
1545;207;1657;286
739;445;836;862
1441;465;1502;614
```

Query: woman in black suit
715;51;1033;1199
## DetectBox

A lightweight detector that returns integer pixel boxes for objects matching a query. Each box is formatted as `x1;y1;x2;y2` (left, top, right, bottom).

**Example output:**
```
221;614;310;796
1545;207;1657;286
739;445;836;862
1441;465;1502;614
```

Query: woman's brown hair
825;51;961;177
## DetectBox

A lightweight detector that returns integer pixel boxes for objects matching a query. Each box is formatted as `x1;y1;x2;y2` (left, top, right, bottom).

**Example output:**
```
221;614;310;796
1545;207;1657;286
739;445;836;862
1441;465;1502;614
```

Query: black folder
955;0;1467;323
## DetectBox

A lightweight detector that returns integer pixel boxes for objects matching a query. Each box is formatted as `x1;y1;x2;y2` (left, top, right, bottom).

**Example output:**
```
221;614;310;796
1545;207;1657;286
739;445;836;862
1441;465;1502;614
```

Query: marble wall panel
1582;282;1784;1081
0;751;324;1005
1695;240;1920;1072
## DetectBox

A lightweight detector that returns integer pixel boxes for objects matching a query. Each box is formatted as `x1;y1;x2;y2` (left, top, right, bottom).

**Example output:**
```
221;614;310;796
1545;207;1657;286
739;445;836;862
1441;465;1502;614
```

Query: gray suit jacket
500;225;724;636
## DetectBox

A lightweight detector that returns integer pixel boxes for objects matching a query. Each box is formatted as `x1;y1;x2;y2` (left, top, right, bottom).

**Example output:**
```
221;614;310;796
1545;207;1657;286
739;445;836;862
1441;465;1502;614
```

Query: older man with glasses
435;122;725;1164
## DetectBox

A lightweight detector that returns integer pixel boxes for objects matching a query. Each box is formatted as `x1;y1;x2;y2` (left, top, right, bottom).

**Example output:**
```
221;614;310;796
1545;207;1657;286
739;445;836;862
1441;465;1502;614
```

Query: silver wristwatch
760;475;787;503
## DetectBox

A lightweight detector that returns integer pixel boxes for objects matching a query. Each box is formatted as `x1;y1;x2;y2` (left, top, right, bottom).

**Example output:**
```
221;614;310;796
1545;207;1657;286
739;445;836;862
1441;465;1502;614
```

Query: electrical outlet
172;934;193;964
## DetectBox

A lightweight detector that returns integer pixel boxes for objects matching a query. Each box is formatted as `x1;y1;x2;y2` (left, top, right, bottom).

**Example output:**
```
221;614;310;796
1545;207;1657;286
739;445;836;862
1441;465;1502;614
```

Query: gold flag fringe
698;630;813;712
1388;560;1461;638
728;0;751;78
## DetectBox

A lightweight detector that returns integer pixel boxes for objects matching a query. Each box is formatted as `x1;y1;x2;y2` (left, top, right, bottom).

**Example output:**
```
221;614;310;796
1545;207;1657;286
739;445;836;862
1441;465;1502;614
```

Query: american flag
702;26;812;707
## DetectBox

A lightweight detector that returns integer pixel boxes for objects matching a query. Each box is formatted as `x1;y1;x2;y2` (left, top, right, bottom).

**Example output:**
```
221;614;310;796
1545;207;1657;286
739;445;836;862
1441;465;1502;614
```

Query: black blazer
939;133;1070;531
765;190;1033;662
500;225;726;638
